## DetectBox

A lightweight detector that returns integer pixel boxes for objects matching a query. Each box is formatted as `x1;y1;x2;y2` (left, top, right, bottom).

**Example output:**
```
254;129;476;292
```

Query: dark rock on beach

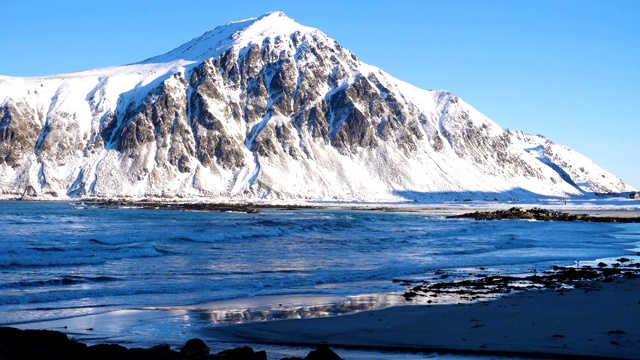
74;344;131;360
129;345;181;360
0;328;343;360
401;262;640;302
216;346;267;360
180;338;210;358
449;207;640;223
0;327;87;359
303;345;343;360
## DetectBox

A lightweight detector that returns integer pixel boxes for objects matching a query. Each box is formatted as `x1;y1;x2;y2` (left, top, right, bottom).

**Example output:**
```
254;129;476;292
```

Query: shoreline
3;200;640;358
4;197;640;218
10;259;640;358
205;276;640;359
9;276;640;359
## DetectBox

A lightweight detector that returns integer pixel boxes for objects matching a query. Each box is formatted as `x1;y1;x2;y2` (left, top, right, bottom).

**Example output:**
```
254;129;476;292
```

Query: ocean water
1;201;639;358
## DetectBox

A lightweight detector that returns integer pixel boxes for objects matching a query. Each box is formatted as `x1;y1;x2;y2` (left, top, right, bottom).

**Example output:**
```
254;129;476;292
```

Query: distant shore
71;199;640;221
5;195;639;218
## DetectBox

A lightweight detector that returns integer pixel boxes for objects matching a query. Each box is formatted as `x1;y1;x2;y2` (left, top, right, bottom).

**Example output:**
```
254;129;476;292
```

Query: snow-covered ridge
507;130;631;194
141;11;318;64
0;12;635;201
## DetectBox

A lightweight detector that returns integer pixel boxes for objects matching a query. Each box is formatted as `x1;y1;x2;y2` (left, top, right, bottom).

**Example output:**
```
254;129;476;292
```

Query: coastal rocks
303;345;343;360
400;262;640;302
180;338;210;358
217;346;267;360
0;327;87;359
277;345;342;360
449;207;640;223
0;328;343;360
75;344;130;359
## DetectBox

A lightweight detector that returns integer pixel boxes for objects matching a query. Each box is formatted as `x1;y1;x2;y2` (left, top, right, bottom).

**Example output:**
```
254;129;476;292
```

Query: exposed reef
448;207;640;222
400;260;640;302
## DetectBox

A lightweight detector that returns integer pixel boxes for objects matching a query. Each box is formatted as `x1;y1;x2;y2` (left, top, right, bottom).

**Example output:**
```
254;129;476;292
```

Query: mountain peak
253;11;291;22
141;11;314;64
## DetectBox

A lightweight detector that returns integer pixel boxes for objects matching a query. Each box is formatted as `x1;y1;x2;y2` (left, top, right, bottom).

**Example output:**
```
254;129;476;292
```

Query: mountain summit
142;12;317;64
0;12;634;201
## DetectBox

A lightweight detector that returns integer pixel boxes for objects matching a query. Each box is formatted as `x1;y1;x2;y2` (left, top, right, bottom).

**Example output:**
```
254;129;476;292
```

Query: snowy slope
0;12;634;201
507;130;632;194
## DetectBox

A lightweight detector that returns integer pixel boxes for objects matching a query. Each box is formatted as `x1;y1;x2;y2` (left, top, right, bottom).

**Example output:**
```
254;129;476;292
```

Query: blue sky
1;0;638;188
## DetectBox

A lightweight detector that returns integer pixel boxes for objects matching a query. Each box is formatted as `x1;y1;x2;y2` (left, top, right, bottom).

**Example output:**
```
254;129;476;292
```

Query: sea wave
1;202;639;326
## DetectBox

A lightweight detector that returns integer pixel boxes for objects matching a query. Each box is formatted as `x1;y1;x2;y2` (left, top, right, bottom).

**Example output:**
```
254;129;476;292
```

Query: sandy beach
207;277;640;359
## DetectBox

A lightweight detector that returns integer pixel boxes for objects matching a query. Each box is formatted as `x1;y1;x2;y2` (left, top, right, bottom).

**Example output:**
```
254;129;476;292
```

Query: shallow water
1;201;639;358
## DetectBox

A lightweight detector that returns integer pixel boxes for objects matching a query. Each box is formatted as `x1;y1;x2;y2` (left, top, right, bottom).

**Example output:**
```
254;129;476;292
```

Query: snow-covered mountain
506;130;631;194
0;12;634;201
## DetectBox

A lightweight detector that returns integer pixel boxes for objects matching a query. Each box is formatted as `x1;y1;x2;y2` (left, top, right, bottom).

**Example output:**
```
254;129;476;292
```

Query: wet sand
207;277;640;359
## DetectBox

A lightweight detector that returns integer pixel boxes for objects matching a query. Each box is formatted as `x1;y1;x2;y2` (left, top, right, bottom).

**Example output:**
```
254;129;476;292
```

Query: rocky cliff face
0;12;635;201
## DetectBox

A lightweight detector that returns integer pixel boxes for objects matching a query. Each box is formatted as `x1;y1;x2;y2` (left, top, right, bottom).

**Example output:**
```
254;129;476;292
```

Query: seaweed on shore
448;207;640;223
400;262;640;302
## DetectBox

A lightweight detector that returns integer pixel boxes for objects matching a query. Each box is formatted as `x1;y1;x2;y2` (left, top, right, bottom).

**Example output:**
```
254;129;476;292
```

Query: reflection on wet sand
153;289;499;327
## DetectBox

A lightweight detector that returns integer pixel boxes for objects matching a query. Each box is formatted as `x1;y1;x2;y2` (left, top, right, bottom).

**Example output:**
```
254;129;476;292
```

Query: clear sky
1;0;638;189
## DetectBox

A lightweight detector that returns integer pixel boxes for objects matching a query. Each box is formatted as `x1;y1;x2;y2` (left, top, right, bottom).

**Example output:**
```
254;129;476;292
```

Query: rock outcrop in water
0;12;635;201
449;207;640;223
